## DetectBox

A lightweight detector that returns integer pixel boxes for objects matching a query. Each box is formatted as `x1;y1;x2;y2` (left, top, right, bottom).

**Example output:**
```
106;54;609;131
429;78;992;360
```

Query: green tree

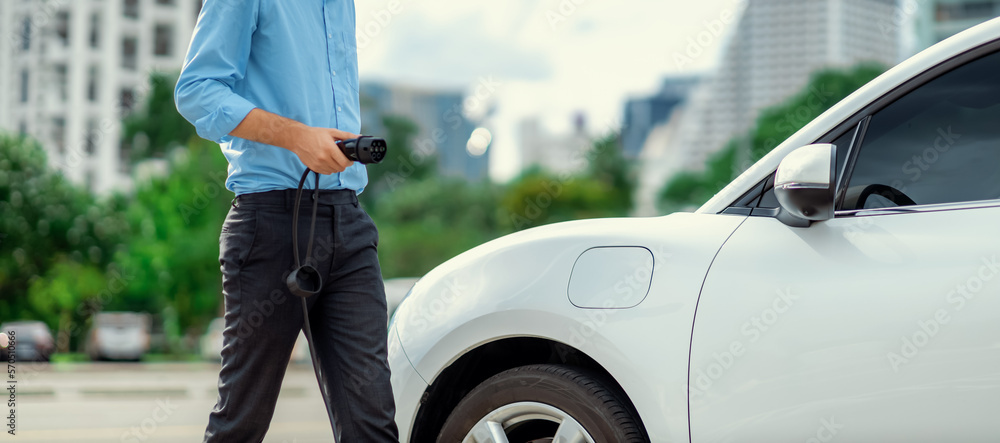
371;177;501;278
585;134;634;214
360;114;437;207
501;133;635;231
27;259;106;352
122;72;197;163
0;135;128;324
111;71;232;348
659;64;885;212
115;140;232;345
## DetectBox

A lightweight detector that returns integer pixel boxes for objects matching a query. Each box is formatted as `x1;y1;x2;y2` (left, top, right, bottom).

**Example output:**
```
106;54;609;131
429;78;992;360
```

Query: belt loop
352;192;359;207
231;196;239;208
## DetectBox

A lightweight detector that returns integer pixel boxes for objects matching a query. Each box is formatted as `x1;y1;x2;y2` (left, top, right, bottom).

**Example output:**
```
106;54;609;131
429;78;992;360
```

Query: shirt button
337;107;342;112
332;71;336;76
328;33;333;39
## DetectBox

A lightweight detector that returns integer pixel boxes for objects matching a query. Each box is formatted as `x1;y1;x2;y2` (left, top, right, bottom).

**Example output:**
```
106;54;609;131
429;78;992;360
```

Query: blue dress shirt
175;0;365;195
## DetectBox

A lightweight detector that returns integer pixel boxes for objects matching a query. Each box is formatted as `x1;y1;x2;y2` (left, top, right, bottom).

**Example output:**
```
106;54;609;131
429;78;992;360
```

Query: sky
353;0;745;181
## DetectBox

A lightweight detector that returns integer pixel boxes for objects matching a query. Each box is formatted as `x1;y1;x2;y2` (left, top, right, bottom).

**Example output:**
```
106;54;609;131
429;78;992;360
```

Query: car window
832;126;855;183
842;51;1000;210
758;175;778;208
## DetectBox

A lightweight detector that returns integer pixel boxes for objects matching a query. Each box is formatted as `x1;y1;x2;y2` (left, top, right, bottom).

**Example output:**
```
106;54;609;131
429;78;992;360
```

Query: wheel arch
407;336;650;442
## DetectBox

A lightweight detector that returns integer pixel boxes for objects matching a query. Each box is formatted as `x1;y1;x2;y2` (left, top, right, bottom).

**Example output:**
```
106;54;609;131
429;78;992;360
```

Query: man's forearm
230;108;307;155
229;108;358;175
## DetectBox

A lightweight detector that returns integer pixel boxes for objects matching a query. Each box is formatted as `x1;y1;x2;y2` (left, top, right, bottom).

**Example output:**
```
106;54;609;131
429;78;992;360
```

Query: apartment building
0;0;198;193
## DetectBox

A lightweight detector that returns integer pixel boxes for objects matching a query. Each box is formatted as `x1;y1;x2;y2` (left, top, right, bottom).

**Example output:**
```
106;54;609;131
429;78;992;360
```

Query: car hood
420;215;669;284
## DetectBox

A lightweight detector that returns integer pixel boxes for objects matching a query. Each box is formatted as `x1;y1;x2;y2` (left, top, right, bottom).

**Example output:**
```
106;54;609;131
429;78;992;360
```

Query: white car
200;317;312;363
389;18;1000;442
86;312;151;361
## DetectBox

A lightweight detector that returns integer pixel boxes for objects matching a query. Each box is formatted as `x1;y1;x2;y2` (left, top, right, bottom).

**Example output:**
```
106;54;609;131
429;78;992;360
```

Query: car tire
438;364;647;442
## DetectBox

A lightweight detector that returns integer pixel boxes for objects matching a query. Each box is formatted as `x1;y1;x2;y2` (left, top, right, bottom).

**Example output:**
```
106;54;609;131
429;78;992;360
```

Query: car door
689;47;1000;441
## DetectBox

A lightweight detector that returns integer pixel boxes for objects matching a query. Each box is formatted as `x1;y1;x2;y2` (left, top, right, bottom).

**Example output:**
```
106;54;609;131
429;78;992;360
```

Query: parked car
201;317;310;363
388;18;1000;442
0;321;54;362
86;312;151;361
200;317;226;362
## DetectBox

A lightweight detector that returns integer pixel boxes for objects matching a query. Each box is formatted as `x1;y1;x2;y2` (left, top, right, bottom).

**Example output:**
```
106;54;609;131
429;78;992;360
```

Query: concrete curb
14;362;320;400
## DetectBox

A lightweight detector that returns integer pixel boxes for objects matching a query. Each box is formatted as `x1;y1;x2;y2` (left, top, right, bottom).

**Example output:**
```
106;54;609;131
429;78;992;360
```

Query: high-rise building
914;0;1000;49
518;113;592;175
621;76;699;159
360;82;489;182
637;0;901;215
0;0;199;194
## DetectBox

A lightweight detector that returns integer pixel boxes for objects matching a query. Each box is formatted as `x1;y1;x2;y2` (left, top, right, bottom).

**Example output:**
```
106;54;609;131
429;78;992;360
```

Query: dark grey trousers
204;189;398;442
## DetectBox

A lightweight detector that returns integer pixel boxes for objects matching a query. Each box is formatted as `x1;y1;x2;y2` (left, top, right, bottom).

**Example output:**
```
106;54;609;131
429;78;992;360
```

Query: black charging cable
286;136;388;442
288;168;339;439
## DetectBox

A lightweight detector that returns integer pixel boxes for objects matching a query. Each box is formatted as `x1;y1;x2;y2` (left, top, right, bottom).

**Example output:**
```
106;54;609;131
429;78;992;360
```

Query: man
174;1;398;441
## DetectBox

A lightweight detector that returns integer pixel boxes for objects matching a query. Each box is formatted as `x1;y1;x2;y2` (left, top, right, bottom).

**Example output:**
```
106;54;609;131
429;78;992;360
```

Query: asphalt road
10;362;335;442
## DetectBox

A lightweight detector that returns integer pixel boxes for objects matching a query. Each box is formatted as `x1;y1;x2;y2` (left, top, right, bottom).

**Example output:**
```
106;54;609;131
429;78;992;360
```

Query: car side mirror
774;143;836;227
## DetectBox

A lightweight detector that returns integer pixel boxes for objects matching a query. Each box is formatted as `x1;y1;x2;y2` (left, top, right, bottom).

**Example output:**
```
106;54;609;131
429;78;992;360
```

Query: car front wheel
438;364;647;443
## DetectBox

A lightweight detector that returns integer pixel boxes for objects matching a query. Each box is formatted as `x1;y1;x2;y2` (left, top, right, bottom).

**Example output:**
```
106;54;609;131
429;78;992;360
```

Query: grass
140;353;202;362
49;353;89;363
48;352;202;363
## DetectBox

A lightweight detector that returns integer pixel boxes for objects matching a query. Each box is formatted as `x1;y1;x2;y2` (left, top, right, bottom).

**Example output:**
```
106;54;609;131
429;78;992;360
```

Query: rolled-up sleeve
175;0;260;143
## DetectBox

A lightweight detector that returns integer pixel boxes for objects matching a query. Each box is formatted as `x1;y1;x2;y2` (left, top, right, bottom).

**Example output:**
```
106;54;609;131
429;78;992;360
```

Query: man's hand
230;108;358;174
290;127;358;174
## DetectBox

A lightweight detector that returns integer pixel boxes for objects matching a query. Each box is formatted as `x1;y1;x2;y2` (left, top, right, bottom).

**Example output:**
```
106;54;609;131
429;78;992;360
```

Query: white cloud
356;0;743;181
